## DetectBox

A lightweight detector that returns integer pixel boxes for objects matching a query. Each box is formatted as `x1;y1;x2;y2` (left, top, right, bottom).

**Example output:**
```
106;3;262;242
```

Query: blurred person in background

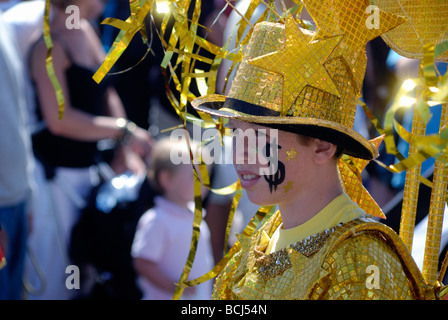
131;137;214;300
27;0;153;299
0;2;36;300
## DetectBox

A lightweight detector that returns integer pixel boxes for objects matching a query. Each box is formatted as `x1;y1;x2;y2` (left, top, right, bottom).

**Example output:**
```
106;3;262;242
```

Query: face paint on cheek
262;140;285;193
286;147;298;161
264;160;285;193
282;180;294;193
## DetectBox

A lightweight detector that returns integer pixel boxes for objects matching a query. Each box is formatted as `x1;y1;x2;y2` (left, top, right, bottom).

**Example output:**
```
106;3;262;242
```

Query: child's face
164;164;208;207
164;164;195;206
227;119;316;207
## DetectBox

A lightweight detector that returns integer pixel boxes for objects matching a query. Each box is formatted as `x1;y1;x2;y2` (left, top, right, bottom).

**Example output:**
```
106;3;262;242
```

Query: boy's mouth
237;169;261;189
241;174;258;180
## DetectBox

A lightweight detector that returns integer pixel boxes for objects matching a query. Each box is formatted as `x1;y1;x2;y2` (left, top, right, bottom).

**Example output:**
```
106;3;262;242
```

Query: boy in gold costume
191;1;448;300
89;0;448;300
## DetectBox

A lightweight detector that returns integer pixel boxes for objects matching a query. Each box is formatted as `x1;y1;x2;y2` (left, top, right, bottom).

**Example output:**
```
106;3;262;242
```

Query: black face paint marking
262;139;285;193
264;161;285;193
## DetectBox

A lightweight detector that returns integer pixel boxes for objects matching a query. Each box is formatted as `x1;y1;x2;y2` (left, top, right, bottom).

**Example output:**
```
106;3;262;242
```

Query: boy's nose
232;132;258;165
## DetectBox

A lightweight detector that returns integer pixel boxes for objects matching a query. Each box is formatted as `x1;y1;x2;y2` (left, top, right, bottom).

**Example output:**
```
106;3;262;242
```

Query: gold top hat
192;4;406;160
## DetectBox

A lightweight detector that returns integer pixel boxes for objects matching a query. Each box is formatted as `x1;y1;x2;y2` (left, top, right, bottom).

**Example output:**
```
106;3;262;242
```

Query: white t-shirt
2;0;47;131
131;196;214;300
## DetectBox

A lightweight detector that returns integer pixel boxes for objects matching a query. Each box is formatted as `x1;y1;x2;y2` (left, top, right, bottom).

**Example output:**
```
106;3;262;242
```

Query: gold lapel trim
254;223;342;280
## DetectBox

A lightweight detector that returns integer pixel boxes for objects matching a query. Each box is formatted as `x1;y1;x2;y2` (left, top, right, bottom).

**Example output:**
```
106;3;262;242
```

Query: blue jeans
0;202;27;300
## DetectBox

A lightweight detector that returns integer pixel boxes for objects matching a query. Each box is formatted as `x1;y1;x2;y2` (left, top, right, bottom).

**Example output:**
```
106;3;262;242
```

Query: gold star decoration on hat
338;135;386;219
302;0;407;92
248;15;342;115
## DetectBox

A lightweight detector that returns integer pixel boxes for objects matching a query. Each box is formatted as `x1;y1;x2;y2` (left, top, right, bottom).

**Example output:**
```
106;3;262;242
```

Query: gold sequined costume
213;212;434;300
190;1;448;300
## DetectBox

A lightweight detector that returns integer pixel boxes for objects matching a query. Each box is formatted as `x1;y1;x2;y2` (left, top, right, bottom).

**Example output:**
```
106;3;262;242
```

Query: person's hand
117;119;155;161
129;126;155;159
110;144;147;176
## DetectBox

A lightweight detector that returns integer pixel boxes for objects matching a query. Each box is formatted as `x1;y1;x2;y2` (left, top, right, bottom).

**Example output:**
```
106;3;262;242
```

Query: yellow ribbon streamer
179;204;276;288
93;0;152;83
338;137;386;219
223;181;243;256
172;162;204;300
43;0;65;119
422;101;448;285
173;130;210;300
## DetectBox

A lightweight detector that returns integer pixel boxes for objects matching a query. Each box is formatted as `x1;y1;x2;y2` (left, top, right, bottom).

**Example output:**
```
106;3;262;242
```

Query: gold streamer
399;69;426;252
438;248;448;284
223;181;243;256
338;137;386;220
172;161;204;300
43;0;65;119
93;0;152;83
172;130;209;300
360;100;448;198
422;100;448;285
180;204;276;288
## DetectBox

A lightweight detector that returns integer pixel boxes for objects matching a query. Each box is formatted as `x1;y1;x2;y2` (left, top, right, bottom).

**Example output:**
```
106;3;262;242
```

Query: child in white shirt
131;137;214;300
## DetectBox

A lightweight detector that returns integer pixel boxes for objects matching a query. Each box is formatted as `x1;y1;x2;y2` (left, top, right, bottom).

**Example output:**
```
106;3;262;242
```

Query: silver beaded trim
255;224;342;280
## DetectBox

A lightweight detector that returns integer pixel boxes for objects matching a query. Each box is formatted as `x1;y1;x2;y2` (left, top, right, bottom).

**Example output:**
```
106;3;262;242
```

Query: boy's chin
245;192;276;207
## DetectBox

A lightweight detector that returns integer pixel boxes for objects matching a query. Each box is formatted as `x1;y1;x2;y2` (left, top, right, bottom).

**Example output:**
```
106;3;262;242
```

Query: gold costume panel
213;213;432;300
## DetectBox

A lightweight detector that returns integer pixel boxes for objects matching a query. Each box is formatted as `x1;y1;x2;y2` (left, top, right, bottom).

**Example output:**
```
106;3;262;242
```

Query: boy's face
227;119;316;207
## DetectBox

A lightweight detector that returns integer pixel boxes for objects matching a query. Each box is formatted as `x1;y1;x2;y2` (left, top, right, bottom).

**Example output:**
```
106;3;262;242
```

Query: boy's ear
312;139;338;164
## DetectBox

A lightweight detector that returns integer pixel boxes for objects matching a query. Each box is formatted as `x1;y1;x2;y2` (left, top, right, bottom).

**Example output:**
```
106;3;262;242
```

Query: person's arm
133;257;177;293
103;87;127;118
30;39;123;141
30;39;153;155
133;257;197;296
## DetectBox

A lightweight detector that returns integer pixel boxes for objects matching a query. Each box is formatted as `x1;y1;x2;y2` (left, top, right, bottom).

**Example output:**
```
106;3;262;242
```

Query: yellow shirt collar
266;193;365;254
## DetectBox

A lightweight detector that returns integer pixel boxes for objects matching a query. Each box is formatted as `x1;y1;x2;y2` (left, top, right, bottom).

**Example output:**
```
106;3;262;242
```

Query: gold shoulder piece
326;216;431;299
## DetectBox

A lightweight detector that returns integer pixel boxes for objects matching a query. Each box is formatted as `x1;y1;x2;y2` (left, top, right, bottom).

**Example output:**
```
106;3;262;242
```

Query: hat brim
191;94;378;160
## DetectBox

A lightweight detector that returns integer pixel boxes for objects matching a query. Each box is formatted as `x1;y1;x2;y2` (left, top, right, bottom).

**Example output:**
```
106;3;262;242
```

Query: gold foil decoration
93;0;152;83
422;97;448;284
180;205;276;288
43;0;65;119
89;0;448;297
212;214;428;299
223;181;243;257
302;0;407;93
372;0;448;62
173;135;210;300
338;136;386;219
248;15;342;113
172;158;205;300
370;0;448;285
369;1;448;282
